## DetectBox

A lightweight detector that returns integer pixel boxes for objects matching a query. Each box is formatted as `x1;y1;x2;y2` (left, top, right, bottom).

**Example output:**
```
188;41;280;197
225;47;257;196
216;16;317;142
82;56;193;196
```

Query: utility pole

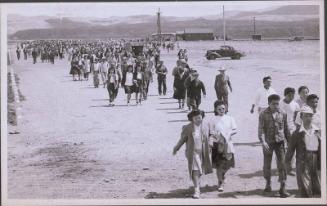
223;5;225;46
253;17;256;35
157;8;162;44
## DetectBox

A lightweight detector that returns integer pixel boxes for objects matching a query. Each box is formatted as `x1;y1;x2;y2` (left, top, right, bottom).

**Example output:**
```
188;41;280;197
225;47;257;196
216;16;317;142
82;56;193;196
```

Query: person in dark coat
214;67;232;113
133;65;145;105
32;49;38;64
258;94;291;198
187;72;206;110
156;60;168;96
173;66;187;109
16;47;21;60
285;105;321;198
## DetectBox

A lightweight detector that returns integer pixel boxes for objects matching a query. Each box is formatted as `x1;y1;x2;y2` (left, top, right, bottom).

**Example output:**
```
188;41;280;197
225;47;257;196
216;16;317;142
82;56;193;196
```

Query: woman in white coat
209;100;237;192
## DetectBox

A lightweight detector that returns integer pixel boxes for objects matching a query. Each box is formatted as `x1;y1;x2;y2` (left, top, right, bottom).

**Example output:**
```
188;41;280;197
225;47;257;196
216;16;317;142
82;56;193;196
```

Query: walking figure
214;67;232;113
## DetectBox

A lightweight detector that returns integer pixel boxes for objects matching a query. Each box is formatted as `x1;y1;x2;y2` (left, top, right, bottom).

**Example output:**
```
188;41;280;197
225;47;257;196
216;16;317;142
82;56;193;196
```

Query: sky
4;1;321;18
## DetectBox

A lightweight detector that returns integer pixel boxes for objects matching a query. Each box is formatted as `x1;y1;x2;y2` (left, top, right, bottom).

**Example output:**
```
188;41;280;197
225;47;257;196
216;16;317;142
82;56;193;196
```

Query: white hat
218;66;226;71
300;105;314;114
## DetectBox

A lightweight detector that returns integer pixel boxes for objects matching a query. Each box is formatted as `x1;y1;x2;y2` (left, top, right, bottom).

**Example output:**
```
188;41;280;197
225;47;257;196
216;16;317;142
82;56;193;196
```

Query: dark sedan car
206;45;245;60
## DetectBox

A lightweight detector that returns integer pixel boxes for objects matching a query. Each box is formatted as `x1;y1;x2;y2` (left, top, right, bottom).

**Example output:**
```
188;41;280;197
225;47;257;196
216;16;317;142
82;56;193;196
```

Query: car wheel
232;54;241;60
209;54;216;60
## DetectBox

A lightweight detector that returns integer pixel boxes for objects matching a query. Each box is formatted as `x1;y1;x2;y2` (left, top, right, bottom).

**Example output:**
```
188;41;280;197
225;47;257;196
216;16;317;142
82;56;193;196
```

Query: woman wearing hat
173;110;212;199
209;100;237;192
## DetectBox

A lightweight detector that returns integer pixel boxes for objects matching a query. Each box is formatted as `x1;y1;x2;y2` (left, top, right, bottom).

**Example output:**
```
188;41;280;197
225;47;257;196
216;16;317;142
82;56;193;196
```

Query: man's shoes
192;187;200;199
264;184;272;193
279;189;290;198
218;185;224;192
279;183;290;198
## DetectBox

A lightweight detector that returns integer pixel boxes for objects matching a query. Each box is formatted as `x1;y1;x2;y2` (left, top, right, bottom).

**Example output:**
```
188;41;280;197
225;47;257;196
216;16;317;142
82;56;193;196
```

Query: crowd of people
174;74;321;198
15;39;322;199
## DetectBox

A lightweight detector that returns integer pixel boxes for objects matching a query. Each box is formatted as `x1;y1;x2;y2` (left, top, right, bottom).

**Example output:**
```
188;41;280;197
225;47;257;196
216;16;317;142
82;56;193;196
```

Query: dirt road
7;41;320;199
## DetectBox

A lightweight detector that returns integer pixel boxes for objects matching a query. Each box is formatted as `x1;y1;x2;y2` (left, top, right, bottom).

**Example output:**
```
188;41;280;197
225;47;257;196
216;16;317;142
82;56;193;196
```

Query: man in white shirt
294;94;320;130
280;87;300;134
100;58;109;88
280;87;300;176
250;76;277;114
296;86;309;108
285;106;321;197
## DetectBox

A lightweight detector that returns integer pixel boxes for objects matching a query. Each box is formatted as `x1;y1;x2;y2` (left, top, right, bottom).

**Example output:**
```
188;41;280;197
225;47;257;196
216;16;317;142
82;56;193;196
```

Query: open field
7;40;320;199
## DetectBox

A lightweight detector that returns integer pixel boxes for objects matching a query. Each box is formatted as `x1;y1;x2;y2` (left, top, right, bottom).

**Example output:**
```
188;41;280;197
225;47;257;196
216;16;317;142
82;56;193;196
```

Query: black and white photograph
1;0;326;205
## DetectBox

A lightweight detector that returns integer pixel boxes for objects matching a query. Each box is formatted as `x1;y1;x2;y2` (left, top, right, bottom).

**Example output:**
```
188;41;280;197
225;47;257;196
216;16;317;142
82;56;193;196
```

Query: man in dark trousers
32;48;38;64
214;67;232;113
156;60;167;95
258;94;291;198
187;71;206;110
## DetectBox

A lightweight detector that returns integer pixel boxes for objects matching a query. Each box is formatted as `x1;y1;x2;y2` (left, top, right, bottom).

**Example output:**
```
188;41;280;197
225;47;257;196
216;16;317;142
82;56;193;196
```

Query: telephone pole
253;17;256;35
223;5;225;46
157;8;162;44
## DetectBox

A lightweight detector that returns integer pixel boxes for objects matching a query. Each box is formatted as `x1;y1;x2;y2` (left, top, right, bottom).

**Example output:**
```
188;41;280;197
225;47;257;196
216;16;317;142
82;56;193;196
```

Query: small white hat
218;66;226;71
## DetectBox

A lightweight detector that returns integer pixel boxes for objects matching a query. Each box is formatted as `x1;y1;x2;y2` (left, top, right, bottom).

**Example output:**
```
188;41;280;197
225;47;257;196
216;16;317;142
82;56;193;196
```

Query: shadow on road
160;102;178;104
238;169;278;179
234;141;262;147
90;104;137;108
156;108;180;111
145;185;216;199
168;120;189;123
159;97;174;100
90;105;110;108
166;111;188;114
145;185;299;199
217;188;299;198
92;99;109;101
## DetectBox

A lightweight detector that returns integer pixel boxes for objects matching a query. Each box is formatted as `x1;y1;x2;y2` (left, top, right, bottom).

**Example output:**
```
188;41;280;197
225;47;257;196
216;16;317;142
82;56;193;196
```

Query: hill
8;5;320;40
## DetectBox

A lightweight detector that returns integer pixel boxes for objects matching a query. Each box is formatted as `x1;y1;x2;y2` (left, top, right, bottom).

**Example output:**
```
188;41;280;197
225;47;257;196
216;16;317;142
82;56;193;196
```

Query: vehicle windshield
220;46;233;50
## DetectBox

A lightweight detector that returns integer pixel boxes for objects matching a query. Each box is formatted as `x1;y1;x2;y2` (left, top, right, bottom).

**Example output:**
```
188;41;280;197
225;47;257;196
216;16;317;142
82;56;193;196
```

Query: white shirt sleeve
227;116;236;130
254;88;261;106
295;112;301;126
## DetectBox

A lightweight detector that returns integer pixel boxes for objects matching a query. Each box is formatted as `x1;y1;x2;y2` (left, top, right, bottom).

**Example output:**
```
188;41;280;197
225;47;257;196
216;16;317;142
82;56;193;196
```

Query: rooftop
184;28;214;34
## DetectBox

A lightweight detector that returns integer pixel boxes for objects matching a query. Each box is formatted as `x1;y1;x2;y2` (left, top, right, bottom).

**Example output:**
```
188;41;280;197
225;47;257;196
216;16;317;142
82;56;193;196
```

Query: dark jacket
258;108;290;144
156;65;167;79
187;80;206;99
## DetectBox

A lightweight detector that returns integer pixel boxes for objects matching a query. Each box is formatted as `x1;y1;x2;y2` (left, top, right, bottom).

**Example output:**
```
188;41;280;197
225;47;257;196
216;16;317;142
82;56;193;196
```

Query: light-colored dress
192;125;203;174
210;115;237;153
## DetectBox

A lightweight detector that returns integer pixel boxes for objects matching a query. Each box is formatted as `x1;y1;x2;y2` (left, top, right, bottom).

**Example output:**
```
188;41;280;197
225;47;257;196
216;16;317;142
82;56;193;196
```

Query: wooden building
177;28;214;41
252;34;262;40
